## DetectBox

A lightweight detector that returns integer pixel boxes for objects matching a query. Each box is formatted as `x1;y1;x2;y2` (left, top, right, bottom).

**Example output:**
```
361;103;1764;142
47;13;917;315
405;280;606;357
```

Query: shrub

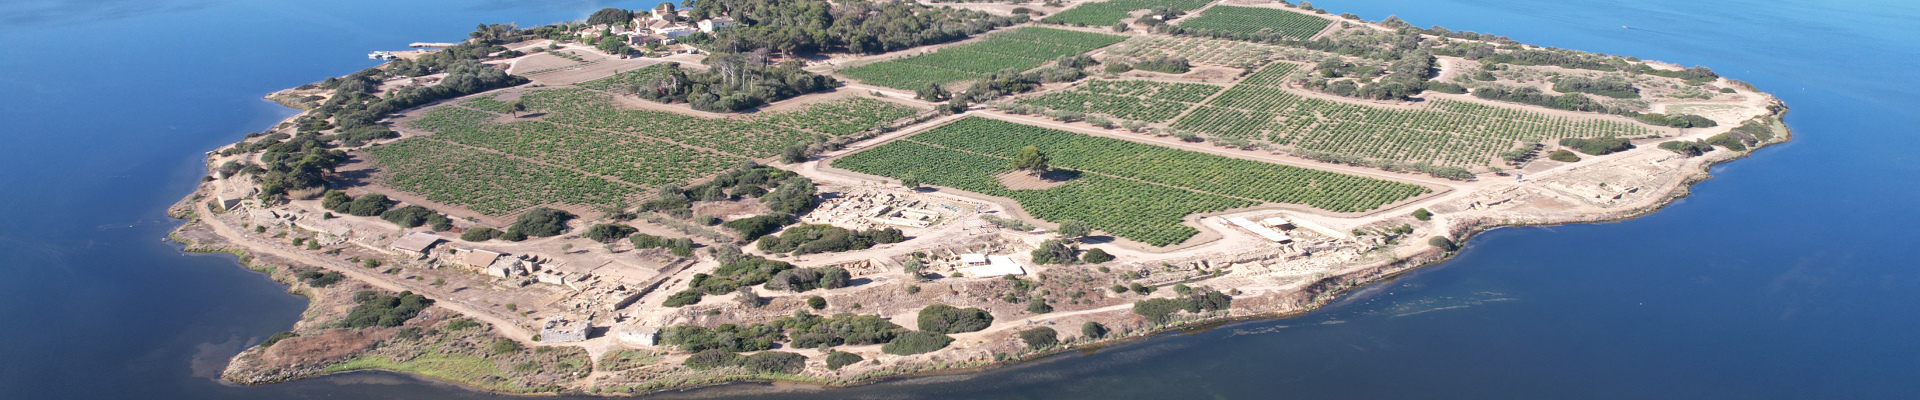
742;351;806;374
1658;140;1715;157
722;215;789;241
1018;327;1058;348
1026;298;1053;314
1082;248;1114;264
583;224;637;242
1429;236;1457;251
491;339;522;354
882;331;954;355
258;331;296;348
663;289;704;307
445;319;482;330
664;324;783;352
460;227;502;242
1558;137;1634;155
340;291;432;328
1030;239;1077;265
1412;208;1432;221
1111;284;1128;293
825;351;863;370
684;349;742;370
1132;288;1233;324
1547;149;1582;162
807;296;827;310
381;205;449;230
1081;321;1108;339
508;208;574;237
917;304;994;334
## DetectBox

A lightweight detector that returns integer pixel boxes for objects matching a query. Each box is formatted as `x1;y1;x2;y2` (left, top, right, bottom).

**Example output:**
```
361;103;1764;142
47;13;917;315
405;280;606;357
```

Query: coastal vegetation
676;0;1022;55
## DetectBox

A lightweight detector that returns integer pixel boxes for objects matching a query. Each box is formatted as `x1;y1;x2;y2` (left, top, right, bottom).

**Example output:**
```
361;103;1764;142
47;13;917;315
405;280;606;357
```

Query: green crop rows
832;117;1432;245
839;27;1125;90
1178;5;1332;39
1171;63;1659;167
1106;35;1285;67
367;138;639;215
1041;0;1214;26
1015;80;1223;123
372;86;918;215
832;140;1251;246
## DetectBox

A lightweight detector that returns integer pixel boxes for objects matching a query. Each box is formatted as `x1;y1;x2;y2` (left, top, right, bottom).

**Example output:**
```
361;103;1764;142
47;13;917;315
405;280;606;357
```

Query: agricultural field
832;117;1430;245
1177;5;1332;39
1014;80;1223;123
1041;0;1214;26
1169;63;1660;167
370;87;919;215
1104;35;1286;67
366;138;640;215
838;27;1125;90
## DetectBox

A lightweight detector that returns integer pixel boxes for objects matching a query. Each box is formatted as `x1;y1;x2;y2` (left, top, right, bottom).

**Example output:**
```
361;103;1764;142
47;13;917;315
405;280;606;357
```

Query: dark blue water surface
2;0;1915;398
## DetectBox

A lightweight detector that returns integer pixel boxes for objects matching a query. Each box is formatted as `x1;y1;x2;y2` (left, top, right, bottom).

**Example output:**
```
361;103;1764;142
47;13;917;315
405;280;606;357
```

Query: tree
509;100;526;117
1082;248;1114;264
899;173;921;189
882;331;954;355
807;296;827;310
1112;22;1130;32
1010;145;1049;174
1030;239;1077;265
1019;327;1058;348
903;259;926;281
1081;321;1109;339
491;339;522;354
508;207;574;237
825;351;863;370
1026;297;1053;314
1411;208;1432;221
1056;220;1092;239
586;8;635;26
917;304;994;334
781;144;810;164
916;82;949;102
1429;236;1457;251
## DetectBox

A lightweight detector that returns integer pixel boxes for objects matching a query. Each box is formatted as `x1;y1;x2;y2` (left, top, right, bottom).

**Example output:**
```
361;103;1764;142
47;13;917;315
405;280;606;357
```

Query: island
167;0;1787;395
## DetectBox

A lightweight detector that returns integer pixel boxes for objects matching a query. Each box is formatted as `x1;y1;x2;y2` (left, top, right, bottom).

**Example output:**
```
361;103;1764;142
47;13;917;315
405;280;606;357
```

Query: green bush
663;289;704;307
460;227;502;242
1081;321;1108;339
1026;298;1053;314
663;324;784;352
1019;327;1058;348
445;319;482;330
381;205;450;230
917;304;995;334
1429;236;1457;251
806;296;827;310
742;351;806;374
1132;288;1233;324
756;224;906;255
1411;208;1432;221
508;208;574;237
1547;149;1582;162
722;215;789;241
1082;248;1114;264
1558;137;1634;155
583;224;637;242
491;339;522;354
684;349;742;370
882;331;954;355
1030;239;1077;265
765;266;851;292
341;291;432;328
1658;140;1714;157
258;331;296;348
825;351;864;370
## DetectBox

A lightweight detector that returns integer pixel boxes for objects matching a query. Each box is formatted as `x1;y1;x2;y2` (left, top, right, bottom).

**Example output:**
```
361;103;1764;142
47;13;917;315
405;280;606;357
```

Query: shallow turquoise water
1;0;1915;398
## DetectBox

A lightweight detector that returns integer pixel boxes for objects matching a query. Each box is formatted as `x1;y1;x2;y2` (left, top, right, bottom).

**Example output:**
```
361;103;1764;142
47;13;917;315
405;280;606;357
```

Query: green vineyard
1105;35;1286;67
372;87;919;215
1015;80;1223;123
367;138;640;215
1169;63;1659;167
831;117;1432;246
1041;0;1214;26
838;27;1125;90
1177;5;1332;39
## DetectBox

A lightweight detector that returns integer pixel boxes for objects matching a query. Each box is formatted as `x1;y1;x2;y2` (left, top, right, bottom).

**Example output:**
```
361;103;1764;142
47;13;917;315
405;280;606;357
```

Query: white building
964;255;1026;278
697;17;736;33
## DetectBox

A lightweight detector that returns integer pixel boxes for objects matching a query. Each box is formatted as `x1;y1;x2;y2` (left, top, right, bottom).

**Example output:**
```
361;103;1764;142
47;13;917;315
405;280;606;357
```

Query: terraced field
832;117;1430;246
838;27;1126;90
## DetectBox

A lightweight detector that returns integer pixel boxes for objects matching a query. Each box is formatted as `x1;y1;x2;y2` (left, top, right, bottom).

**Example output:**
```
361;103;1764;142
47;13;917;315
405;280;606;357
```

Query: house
964;255;1026;278
657;26;698;38
697;17;736;33
388;232;443;257
454;248;503;269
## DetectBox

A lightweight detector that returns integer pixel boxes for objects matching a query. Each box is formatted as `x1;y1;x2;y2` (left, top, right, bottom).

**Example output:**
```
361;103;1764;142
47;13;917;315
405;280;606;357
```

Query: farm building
388;232;442;257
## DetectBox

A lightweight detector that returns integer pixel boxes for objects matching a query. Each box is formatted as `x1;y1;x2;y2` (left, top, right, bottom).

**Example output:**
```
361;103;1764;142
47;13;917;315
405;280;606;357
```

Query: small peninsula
168;0;1787;395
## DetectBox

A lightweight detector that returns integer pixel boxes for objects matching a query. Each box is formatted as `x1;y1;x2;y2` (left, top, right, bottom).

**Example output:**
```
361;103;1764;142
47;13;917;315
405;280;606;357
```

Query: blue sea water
1;0;1915;398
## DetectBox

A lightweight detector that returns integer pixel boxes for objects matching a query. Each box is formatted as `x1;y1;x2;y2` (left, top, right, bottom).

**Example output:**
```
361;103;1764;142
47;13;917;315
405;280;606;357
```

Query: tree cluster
1131;287;1232;325
682;0;1022;55
756;224;906;255
342;290;433;328
917;304;994;334
1558;137;1634;156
